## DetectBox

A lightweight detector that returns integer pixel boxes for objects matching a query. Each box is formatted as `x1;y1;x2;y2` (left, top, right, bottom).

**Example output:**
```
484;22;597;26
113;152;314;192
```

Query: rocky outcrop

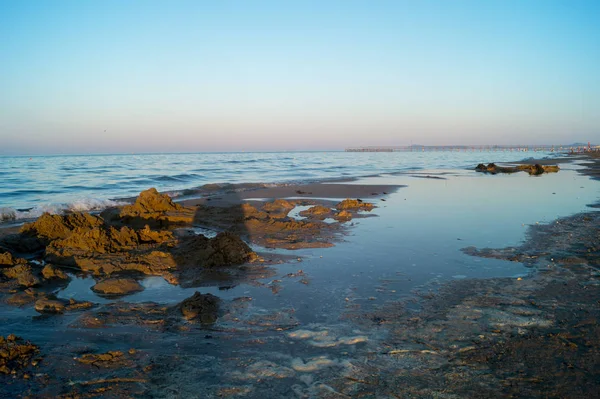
91;278;144;296
178;291;220;323
475;163;560;175
20;212;103;242
119;188;194;226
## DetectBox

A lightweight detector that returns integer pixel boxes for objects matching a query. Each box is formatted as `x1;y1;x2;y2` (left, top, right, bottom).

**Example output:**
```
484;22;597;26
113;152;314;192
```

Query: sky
1;0;599;155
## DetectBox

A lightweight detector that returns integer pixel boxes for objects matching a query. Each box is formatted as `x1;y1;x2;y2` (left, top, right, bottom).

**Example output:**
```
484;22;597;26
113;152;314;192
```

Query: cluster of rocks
0;335;39;376
475;162;560;175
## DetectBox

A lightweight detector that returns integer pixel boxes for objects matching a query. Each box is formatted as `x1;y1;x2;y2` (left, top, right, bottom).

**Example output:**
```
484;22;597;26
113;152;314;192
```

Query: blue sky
1;0;599;154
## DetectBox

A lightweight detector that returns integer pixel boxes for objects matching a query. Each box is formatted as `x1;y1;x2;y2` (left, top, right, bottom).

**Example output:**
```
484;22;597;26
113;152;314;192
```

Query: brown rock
0;251;27;267
240;203;269;220
65;297;95;311
0;335;39;376
335;210;353;221
121;188;183;216
179;291;220;323
20;212;104;242
91;278;144;296
41;264;70;280
299;205;332;218
174;232;256;268
335;199;374;211
34;297;67;314
3;265;40;287
262;199;295;216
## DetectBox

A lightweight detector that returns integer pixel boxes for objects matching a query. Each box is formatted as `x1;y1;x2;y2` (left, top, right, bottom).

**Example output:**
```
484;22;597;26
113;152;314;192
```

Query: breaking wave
0;198;127;223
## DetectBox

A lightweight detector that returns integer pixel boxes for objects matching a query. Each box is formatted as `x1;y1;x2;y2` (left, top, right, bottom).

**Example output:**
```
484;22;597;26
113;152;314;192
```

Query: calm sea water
0;150;556;221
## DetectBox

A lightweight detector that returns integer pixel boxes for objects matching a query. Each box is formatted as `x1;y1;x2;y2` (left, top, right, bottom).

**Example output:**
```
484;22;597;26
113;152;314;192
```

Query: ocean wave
0;198;127;222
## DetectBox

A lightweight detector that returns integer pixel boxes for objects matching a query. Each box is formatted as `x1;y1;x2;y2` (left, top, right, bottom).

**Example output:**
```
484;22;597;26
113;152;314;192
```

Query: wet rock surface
179;291;220;323
0;335;39;376
91;278;145;296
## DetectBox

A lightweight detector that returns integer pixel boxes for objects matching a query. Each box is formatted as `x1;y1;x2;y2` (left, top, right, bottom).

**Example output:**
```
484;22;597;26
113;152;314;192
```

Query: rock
65;298;95;311
179;291;220;323
3;265;40;287
475;163;560;175
121;188;183;215
41;264;70;280
262;200;295;218
174;232;256;268
5;289;42;307
91;278;144;296
119;188;193;226
299;206;332;218
335;210;353;221
0;335;39;376
335;199;374;211
138;224;174;243
0;251;27;267
20;212;104;242
240;203;269;220
34;297;67;314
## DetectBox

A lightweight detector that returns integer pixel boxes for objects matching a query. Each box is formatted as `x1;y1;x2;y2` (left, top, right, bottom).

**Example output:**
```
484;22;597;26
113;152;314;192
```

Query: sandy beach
1;155;599;398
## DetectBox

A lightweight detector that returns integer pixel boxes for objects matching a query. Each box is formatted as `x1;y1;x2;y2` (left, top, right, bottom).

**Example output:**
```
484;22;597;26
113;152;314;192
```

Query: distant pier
345;145;596;153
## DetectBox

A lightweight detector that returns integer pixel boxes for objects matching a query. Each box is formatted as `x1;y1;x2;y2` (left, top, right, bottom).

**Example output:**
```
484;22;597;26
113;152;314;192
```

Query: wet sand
2;155;599;397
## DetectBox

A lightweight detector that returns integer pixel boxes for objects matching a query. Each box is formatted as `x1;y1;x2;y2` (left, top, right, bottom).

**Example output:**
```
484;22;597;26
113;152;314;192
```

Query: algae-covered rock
179;291;220;323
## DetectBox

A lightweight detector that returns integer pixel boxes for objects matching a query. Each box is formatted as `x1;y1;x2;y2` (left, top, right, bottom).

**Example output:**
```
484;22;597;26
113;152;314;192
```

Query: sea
0;150;560;222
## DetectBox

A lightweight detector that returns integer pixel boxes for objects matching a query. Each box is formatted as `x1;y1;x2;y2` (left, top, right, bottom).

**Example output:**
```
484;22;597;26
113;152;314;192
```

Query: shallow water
0;150;557;221
49;163;600;321
2;154;598;397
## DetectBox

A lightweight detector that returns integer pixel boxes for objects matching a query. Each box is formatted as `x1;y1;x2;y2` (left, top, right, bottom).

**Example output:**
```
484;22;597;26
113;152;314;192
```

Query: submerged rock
34;297;67;314
0;335;39;376
91;278;144;296
179;291;220;323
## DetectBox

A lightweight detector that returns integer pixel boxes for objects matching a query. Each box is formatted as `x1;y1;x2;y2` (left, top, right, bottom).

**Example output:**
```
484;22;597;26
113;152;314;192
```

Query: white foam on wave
0;198;127;222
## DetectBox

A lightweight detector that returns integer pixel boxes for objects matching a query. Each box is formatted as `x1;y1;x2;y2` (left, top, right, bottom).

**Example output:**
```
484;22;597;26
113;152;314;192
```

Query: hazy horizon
2;0;599;155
